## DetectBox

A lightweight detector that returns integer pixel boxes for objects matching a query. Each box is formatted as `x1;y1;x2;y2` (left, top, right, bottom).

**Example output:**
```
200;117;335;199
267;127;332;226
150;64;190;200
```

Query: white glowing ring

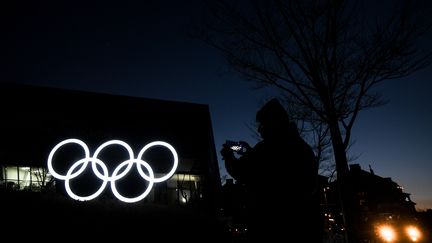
47;138;90;180
92;140;135;181
65;157;109;201
111;159;155;203
47;139;178;203
137;141;179;183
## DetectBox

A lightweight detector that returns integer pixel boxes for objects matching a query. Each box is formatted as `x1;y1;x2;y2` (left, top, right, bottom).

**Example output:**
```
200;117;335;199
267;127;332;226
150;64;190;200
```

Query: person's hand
220;143;234;160
239;141;251;150
237;141;251;155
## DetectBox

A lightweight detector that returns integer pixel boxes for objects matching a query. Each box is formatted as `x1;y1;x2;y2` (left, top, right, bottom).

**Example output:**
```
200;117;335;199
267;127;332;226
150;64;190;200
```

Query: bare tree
201;0;431;241
32;167;55;192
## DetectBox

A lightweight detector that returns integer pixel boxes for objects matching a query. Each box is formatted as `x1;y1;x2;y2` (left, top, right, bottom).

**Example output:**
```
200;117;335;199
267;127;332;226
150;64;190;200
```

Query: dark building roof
348;164;416;212
324;164;417;214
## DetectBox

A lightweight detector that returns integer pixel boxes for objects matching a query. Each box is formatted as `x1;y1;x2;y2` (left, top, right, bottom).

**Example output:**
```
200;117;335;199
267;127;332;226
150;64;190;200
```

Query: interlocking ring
47;138;178;203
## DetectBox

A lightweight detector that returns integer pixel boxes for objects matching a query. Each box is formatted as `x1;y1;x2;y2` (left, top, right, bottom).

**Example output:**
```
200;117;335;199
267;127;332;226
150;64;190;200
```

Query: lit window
1;166;54;191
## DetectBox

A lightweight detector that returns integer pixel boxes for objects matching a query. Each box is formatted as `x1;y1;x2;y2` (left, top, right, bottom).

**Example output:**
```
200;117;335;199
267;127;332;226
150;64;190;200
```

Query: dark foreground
0;190;231;242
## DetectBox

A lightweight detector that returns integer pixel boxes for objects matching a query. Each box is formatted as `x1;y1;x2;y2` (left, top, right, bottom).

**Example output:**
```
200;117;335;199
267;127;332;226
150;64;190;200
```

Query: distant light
47;138;178;203
377;225;396;242
405;225;421;242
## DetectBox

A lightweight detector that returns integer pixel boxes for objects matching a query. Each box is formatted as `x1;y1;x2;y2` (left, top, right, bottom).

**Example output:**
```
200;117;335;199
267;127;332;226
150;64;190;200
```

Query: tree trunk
328;117;358;243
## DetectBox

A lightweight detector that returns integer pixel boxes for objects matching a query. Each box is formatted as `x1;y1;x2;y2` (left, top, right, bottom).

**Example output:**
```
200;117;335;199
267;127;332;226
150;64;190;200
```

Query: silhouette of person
220;98;321;242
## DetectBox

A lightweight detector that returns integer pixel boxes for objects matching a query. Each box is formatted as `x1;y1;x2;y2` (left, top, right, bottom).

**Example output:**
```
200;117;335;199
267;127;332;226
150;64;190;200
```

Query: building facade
321;164;426;242
0;83;225;241
0;83;221;205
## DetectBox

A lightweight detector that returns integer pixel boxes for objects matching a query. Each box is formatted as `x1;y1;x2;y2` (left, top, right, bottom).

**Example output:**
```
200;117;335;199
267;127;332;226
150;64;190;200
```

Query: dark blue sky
3;0;432;209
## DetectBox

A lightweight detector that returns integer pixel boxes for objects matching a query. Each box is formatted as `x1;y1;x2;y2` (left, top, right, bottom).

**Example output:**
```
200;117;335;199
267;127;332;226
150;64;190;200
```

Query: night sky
3;1;432;210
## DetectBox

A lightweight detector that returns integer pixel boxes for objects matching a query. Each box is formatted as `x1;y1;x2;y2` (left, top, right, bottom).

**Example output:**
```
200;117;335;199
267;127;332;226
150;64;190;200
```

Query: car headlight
405;225;421;242
377;225;397;242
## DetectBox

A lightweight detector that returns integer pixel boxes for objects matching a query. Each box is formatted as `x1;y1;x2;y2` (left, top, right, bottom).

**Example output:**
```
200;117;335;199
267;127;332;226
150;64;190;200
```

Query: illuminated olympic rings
47;138;178;203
